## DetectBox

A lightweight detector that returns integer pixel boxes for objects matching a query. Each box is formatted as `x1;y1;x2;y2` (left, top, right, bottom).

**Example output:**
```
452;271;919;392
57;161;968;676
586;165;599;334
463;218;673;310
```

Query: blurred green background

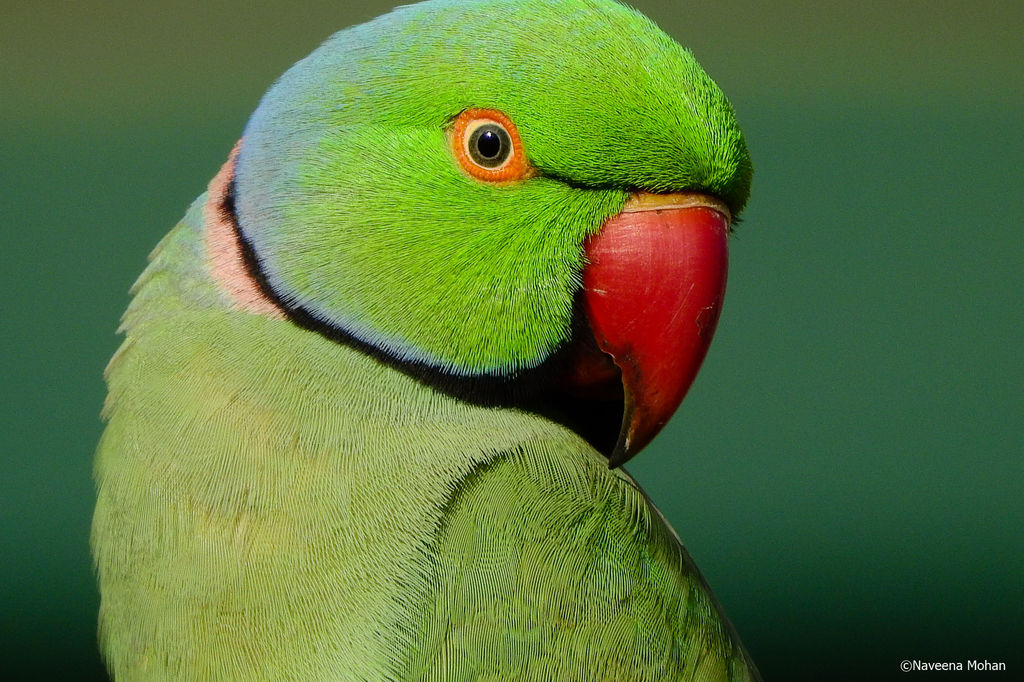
2;1;1021;680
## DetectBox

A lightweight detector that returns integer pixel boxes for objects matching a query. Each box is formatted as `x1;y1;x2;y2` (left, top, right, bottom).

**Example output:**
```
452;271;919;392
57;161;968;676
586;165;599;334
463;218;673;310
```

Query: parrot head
229;0;751;466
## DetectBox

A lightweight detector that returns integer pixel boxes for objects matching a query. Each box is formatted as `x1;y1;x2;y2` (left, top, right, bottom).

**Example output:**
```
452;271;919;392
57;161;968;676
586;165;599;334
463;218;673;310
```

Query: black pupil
477;130;502;159
469;123;511;168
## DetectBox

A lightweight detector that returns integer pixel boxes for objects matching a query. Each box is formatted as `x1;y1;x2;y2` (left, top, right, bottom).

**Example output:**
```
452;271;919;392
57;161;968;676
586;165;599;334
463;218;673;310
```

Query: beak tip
605;428;633;469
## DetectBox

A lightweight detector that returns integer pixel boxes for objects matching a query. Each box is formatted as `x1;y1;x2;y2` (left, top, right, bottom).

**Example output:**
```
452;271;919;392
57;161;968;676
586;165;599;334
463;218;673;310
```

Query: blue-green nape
234;0;751;378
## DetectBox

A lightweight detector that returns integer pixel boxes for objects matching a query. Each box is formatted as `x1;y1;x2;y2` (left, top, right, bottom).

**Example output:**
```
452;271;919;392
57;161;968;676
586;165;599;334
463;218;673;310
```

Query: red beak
581;192;730;467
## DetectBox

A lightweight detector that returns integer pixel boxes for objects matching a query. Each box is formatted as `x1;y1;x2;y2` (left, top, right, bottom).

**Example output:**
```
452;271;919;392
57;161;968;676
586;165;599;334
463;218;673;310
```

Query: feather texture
93;0;757;679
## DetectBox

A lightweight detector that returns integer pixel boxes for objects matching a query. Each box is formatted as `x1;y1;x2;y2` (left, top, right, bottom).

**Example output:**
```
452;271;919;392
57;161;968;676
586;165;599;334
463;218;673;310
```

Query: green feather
94;0;757;679
236;0;749;375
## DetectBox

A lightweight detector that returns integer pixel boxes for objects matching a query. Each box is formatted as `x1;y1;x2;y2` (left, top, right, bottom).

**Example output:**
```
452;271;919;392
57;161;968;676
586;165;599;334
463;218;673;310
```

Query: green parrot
92;0;756;679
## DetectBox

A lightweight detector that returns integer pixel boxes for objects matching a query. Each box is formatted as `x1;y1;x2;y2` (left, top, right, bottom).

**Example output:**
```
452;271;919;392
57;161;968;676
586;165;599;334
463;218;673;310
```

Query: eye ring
449;108;533;183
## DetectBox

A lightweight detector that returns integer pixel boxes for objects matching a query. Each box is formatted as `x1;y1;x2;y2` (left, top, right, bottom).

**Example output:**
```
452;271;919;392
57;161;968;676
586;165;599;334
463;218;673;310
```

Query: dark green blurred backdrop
2;1;1021;680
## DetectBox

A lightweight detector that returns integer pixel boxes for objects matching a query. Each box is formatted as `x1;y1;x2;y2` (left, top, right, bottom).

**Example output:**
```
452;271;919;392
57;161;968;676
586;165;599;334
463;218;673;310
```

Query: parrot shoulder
403;441;759;681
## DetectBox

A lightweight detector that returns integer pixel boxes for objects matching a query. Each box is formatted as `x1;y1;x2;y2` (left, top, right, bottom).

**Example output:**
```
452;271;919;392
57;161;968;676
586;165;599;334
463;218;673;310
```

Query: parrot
92;0;756;679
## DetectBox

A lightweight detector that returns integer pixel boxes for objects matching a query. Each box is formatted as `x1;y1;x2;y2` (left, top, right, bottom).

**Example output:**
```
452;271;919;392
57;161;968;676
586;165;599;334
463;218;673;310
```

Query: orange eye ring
449;108;533;184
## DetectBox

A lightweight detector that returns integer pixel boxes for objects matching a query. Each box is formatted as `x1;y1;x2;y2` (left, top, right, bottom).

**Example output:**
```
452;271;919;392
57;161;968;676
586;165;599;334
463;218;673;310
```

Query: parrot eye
449;108;533;183
469;125;510;167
